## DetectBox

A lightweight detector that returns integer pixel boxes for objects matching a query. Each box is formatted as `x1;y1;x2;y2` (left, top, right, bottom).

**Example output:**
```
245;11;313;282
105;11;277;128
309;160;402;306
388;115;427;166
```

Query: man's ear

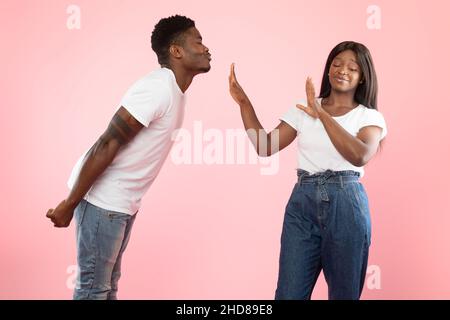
169;44;183;59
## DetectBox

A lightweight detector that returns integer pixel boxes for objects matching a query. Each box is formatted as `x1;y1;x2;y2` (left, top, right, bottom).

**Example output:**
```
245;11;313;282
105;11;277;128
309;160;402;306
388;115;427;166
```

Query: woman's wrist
317;107;330;120
238;97;252;109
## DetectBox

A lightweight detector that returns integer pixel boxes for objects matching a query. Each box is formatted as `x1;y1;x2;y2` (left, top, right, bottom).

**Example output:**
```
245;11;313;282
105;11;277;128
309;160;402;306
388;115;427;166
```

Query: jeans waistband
297;169;360;185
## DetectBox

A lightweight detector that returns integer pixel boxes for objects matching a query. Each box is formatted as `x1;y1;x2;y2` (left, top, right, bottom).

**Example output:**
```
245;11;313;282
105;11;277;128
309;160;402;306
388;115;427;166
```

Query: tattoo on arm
102;112;138;145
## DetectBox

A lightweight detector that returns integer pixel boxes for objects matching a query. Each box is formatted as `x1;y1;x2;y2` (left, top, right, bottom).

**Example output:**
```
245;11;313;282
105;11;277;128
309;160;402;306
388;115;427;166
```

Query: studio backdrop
1;0;449;299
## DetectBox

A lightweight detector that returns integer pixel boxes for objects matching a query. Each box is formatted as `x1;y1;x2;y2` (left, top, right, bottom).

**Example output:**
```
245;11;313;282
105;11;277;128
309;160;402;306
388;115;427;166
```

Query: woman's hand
229;63;251;106
296;77;325;118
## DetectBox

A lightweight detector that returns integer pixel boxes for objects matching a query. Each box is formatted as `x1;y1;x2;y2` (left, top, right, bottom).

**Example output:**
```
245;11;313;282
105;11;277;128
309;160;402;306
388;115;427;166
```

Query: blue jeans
275;169;371;300
73;199;137;300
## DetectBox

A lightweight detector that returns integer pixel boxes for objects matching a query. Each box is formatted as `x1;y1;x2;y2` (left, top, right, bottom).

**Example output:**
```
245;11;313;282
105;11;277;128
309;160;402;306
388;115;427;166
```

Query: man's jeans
73;199;137;300
275;169;371;300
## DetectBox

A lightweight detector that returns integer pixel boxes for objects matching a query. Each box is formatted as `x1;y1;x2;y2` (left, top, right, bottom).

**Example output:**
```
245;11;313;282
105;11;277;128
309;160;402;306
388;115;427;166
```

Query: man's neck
162;64;194;93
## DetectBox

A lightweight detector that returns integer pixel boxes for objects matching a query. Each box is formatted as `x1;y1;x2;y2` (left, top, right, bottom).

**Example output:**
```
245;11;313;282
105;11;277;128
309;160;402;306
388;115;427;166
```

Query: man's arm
46;106;144;228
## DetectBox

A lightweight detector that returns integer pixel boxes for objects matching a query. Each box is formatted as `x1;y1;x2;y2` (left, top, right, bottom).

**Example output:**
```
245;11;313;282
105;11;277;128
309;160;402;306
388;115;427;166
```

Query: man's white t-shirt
67;67;186;215
280;98;387;178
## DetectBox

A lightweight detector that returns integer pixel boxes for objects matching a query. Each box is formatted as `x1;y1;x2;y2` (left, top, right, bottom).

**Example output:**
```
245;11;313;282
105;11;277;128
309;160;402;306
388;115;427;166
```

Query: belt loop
340;175;344;189
298;174;302;184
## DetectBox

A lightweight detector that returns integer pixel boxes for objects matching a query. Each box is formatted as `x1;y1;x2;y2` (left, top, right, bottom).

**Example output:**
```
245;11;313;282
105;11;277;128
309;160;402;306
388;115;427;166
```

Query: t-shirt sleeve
279;99;306;132
119;79;170;127
359;108;388;139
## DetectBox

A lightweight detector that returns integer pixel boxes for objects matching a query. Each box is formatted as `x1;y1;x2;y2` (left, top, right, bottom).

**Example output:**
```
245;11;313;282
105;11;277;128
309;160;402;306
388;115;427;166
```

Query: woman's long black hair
319;41;378;110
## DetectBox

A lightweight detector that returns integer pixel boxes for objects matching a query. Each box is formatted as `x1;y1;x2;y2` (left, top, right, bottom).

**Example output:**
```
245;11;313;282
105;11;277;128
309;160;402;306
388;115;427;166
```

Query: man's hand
296;77;326;118
46;200;75;228
45;106;144;229
229;63;251;106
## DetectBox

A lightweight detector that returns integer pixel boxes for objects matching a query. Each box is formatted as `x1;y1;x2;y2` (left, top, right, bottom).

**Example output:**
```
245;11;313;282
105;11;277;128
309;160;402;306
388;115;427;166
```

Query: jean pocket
343;183;371;246
355;183;370;214
76;200;88;226
105;211;130;223
354;183;371;246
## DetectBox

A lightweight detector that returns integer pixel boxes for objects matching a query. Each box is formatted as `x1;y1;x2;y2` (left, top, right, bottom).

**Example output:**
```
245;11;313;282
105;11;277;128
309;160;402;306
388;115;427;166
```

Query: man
46;15;211;299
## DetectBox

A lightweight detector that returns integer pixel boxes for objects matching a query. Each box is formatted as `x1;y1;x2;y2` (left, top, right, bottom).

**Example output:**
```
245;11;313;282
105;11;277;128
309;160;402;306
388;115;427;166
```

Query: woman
228;41;387;300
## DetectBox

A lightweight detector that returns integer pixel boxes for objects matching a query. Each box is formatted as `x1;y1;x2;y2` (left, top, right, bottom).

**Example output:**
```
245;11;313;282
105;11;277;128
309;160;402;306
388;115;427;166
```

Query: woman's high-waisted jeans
275;169;371;300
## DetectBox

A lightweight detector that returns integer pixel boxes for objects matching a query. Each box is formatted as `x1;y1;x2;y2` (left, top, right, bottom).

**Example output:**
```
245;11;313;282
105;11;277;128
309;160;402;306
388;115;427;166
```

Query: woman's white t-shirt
67;67;186;215
280;98;387;178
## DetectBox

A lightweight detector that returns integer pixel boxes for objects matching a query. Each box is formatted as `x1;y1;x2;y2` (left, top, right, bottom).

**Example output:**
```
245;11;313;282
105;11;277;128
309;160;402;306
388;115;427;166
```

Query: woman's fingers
296;103;318;118
230;63;237;82
296;104;307;111
306;77;316;104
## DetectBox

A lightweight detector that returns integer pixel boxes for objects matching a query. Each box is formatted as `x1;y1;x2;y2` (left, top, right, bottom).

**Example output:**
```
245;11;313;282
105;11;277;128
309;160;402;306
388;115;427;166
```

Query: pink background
1;0;450;299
